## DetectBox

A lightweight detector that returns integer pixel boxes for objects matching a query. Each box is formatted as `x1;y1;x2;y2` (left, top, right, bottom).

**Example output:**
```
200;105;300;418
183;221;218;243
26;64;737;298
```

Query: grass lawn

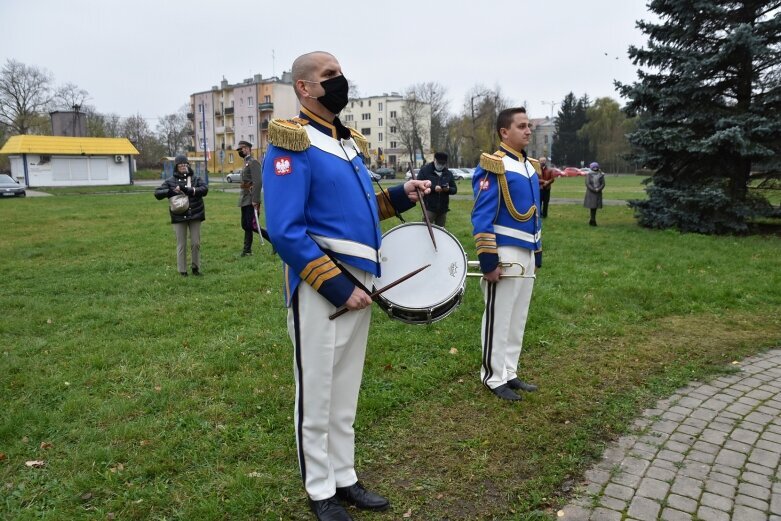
1;187;780;520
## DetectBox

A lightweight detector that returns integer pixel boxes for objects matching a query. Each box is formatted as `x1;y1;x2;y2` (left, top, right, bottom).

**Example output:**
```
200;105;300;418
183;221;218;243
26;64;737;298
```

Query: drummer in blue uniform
262;51;431;521
471;107;542;402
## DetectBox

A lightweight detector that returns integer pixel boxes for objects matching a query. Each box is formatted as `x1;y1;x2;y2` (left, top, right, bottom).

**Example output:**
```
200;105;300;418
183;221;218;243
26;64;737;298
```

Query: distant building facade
529;116;556;162
340;94;432;171
190;73;298;173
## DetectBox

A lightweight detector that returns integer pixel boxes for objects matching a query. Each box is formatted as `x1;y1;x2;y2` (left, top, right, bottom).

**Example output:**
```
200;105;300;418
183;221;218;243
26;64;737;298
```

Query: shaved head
292;51;334;84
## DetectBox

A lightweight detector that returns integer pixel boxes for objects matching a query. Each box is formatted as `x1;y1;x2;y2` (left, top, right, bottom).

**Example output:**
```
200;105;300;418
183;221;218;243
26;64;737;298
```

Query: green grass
1;189;780;520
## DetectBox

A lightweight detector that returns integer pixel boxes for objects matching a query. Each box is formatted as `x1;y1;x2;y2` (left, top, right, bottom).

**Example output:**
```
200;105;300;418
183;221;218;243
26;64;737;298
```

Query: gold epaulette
528;157;542;176
479;152;505;175
268;119;310;152
349;128;370;158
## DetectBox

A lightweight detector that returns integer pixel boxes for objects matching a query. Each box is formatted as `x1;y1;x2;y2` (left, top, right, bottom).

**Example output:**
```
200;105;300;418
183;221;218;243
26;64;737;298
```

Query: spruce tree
553;92;592;167
618;0;781;234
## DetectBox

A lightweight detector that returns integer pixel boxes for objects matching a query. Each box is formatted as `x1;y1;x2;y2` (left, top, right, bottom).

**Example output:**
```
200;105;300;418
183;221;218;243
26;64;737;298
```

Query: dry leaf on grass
403;508;412;518
449;347;458;354
40;442;53;450
25;460;45;468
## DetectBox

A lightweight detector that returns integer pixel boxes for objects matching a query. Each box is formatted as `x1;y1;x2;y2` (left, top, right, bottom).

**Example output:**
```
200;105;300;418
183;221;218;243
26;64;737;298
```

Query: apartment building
189;73;298;173
340;93;432;171
529;116;556;162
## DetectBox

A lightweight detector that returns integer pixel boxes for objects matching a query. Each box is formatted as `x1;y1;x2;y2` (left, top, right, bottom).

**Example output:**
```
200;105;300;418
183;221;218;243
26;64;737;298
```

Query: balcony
215;110;222;116
225;126;234;133
225;107;234;115
216;126;225;134
260;120;270;130
258;102;274;112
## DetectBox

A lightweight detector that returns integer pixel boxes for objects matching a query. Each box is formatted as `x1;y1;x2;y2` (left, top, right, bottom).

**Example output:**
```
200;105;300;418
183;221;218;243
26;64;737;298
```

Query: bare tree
122;113;163;167
460;84;511;165
410;82;448;152
0;59;53;134
156;105;191;156
348;79;361;101
52;82;90;111
393;88;431;169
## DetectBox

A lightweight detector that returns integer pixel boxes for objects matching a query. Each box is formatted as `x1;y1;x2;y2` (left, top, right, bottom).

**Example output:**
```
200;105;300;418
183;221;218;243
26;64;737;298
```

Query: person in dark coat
583;161;605;226
154;155;209;275
415;152;457;227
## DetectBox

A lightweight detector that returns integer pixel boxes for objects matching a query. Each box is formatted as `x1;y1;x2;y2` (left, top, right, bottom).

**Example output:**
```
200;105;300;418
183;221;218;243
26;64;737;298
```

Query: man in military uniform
262;51;431;521
471;107;542;402
236;140;261;256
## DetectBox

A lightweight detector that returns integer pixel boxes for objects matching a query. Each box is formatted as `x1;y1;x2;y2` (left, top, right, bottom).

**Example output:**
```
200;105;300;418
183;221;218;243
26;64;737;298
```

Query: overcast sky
2;0;654;125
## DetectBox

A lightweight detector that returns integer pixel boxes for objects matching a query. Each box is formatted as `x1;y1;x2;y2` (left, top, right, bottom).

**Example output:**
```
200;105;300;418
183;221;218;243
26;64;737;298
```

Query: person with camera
154;155;208;276
416;151;457;227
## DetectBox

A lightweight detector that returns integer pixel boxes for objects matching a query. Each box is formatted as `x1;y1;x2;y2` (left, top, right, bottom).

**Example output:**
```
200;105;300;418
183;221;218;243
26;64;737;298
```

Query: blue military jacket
471;143;542;273
263;108;414;307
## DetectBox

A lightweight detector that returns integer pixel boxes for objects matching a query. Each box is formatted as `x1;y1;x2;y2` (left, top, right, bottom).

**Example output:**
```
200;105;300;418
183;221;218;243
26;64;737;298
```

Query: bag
169;194;189;214
169;176;191;215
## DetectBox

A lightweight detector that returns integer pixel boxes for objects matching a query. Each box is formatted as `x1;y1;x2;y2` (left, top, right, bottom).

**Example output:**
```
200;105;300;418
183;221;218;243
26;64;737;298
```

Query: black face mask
316;75;349;114
237;149;247;158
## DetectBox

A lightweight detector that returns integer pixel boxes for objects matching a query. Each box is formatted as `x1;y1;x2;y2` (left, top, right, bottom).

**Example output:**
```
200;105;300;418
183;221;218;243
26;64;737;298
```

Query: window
361;128;371;135
390;141;397;148
390;110;397;118
344;114;354;122
248;96;253;105
198;103;203;113
379;102;383;111
249;134;254;143
544;135;548;144
368;100;371;106
362;113;371;120
241;116;245;124
378;133;383;141
228;153;234;164
390;126;397;133
248;115;253;125
360;101;364;107
199;121;203;129
378;117;383;126
264;95;270;103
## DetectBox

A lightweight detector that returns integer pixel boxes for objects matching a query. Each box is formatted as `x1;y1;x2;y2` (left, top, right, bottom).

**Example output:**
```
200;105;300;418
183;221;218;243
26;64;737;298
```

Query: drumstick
416;187;437;251
329;263;431;320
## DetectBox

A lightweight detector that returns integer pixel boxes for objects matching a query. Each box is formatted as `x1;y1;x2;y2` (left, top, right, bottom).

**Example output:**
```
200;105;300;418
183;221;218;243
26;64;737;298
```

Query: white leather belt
493;224;541;244
310;234;379;263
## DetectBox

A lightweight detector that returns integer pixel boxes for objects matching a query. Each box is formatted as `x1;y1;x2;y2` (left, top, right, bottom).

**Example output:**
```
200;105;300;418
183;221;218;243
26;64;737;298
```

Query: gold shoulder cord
481;152;536;222
268;119;310;152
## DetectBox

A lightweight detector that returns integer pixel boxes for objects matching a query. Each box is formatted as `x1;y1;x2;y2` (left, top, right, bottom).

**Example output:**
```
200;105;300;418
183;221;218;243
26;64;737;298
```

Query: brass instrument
466;261;536;279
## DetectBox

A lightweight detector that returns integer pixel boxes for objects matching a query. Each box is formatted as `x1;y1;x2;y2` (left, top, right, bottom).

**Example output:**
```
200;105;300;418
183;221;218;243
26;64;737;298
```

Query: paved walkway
558;349;781;521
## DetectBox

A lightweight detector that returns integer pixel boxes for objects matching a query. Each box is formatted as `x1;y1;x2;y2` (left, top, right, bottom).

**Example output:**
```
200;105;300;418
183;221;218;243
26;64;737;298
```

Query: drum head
376;223;467;309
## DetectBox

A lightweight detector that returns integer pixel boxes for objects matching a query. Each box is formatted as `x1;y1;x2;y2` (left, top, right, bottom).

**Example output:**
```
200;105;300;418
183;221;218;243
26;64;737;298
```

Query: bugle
466;261;536;279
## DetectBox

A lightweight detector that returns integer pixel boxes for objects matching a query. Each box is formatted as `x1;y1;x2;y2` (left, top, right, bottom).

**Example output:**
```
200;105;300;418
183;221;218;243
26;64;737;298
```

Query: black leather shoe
336;482;390;511
179;272;188;277
309;496;353;521
507;378;538;392
490;384;522;401
240;250;252;257
191;267;201;276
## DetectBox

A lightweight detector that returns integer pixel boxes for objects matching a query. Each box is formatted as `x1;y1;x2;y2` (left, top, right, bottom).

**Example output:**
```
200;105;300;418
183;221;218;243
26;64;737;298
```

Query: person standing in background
538;156;555;218
416;152;457;227
584;161;605;226
236;140;262;256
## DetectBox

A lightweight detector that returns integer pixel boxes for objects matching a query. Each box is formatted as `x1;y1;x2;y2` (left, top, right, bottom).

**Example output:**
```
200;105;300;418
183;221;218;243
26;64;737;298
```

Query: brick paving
558;349;781;521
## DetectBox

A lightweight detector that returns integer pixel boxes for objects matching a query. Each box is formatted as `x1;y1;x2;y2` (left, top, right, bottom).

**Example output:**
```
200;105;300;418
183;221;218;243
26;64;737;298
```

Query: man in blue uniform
471;107;542;402
262;51;431;521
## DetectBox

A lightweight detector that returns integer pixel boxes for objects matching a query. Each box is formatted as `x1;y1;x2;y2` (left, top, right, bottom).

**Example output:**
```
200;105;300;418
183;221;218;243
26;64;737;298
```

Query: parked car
548;167;565;178
579;167;593;175
225;169;242;183
562;167;584;177
367;170;382;181
375;167;395;179
451;168;474;180
0;174;25;197
405;169;421;180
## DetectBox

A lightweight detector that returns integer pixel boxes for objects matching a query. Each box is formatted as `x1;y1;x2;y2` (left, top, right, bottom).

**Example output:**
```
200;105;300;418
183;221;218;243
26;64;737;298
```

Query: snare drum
374;223;467;324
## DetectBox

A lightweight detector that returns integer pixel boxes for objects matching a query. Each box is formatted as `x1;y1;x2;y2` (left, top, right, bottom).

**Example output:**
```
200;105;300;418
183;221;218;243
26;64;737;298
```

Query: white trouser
288;265;372;501
480;246;536;389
